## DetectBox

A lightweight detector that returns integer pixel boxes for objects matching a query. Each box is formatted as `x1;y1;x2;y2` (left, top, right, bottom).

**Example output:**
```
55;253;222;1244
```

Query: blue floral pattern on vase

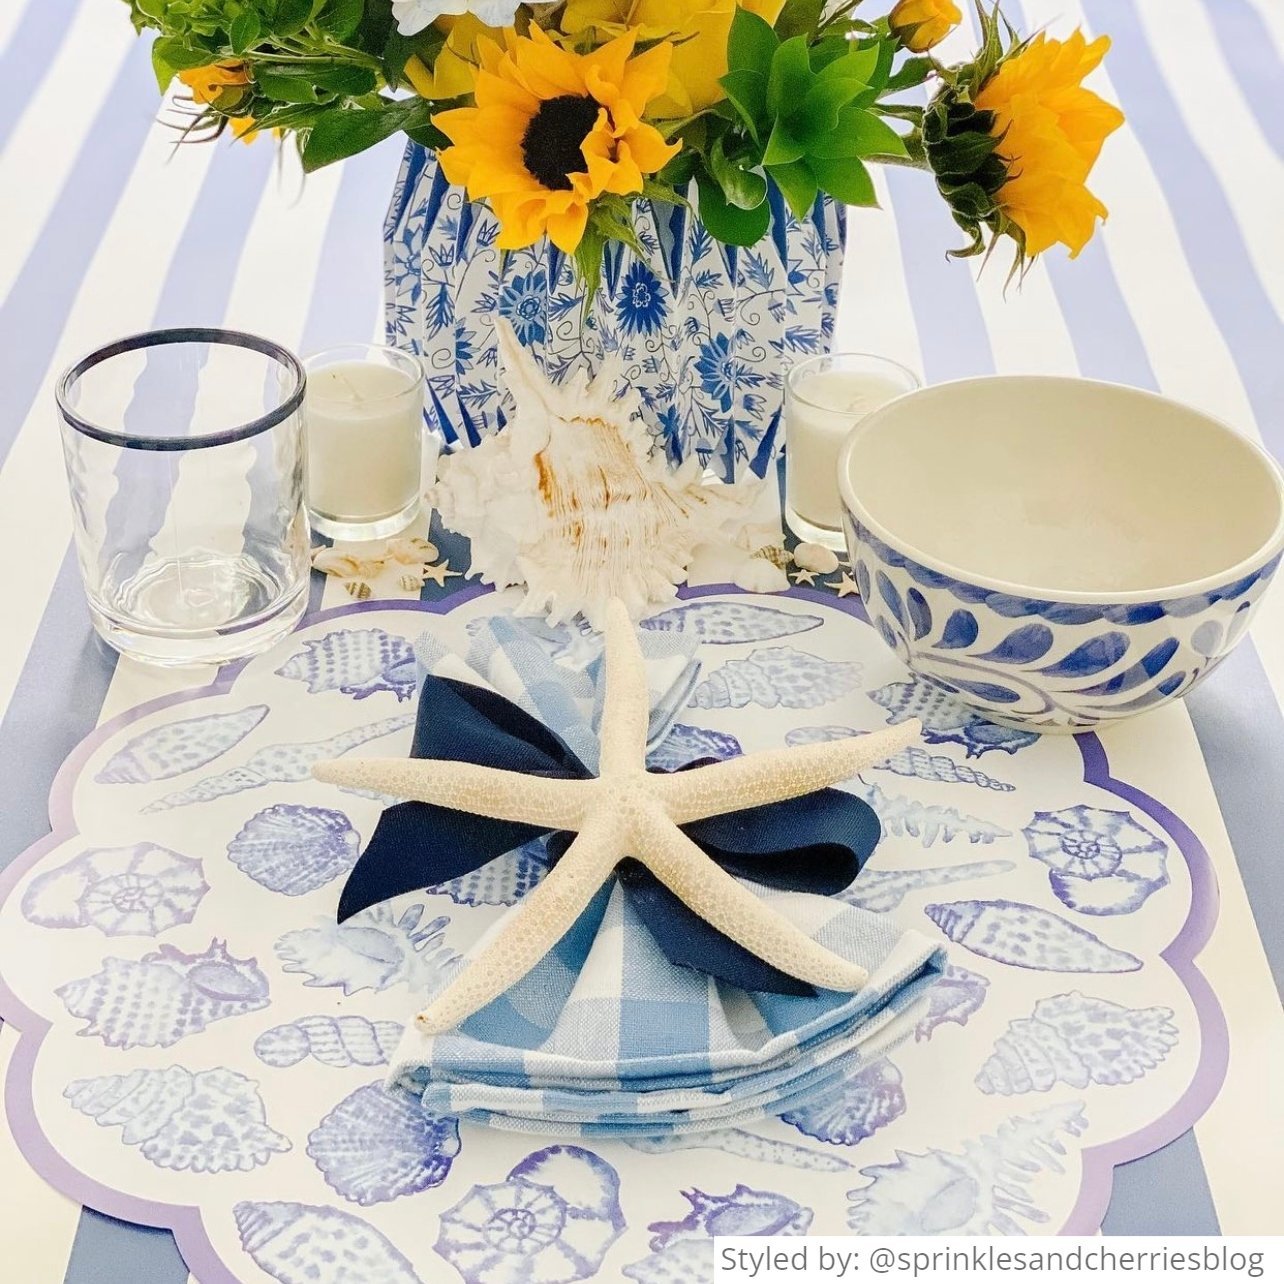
384;143;845;481
845;511;1282;731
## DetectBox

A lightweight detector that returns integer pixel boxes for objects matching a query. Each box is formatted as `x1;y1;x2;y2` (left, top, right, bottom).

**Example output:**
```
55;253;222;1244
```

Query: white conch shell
430;320;754;628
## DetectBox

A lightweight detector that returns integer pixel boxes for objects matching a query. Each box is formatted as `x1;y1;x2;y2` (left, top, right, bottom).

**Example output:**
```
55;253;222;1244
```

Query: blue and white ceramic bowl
837;377;1284;732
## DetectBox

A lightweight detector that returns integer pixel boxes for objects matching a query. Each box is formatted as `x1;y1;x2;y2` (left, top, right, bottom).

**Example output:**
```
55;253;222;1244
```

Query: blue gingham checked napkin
388;612;946;1135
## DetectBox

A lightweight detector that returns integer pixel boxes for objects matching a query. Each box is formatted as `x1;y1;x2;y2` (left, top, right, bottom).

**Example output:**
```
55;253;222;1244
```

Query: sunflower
433;27;681;253
889;0;962;53
178;61;250;107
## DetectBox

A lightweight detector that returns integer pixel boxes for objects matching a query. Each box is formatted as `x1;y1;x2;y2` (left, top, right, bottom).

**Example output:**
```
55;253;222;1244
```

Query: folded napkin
381;610;945;1135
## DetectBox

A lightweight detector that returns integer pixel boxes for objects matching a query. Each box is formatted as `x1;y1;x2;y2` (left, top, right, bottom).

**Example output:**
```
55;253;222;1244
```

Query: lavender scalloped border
0;584;1226;1282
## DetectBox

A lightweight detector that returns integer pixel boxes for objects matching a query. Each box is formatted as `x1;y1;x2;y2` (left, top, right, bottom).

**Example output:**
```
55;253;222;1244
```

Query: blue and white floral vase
384;142;845;483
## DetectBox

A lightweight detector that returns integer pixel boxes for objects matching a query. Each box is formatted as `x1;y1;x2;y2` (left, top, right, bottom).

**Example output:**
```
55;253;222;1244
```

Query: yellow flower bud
889;0;962;53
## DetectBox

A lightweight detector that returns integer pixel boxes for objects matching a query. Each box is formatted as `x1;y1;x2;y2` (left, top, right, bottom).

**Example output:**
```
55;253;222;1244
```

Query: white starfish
313;601;921;1034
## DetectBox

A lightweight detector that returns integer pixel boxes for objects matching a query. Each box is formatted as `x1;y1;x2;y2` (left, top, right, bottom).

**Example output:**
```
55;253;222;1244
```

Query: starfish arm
653;719;922;824
632;805;869;992
598;600;651;776
416;811;624;1034
311;757;590;830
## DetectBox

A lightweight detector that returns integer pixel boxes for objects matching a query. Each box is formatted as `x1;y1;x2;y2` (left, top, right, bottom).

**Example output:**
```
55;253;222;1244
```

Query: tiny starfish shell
314;600;921;1034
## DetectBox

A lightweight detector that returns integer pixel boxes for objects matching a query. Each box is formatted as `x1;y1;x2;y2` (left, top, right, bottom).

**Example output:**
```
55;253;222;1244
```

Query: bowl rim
836;374;1284;604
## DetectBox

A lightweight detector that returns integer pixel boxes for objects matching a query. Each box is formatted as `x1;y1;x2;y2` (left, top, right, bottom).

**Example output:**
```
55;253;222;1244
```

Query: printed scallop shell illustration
235;1201;423;1284
21;843;208;936
431;321;747;627
433;840;549;907
307;1082;461;1205
975;992;1179;1095
94;704;268;783
648;723;743;772
640;601;823;644
57;939;270;1049
65;1066;289;1173
870;677;1038;758
1023;805;1170;915
254;1015;404;1069
276;628;418;701
227;803;361;896
785;726;1013;790
846;1102;1088;1234
782;1058;906;1146
925;900;1142;973
691;647;862;710
915;963;991;1041
436;1145;625;1284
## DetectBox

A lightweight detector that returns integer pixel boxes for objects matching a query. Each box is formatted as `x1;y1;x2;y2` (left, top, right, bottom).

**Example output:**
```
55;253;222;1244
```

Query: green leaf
887;55;933;92
767;36;810;118
302;97;430;170
696;171;772;246
727;8;778;76
815;43;879;87
774;0;824;41
761;119;805;167
719;68;768;138
228;9;261;55
709;136;768;209
929;129;1001;177
152;36;215;91
768;158;818;218
810;154;876;207
256;68;322;103
317;0;363;42
797;77;866;142
836;108;909;158
275;0;314;36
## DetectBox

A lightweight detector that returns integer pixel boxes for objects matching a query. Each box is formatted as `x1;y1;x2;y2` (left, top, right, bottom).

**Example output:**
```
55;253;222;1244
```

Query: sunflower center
521;94;602;191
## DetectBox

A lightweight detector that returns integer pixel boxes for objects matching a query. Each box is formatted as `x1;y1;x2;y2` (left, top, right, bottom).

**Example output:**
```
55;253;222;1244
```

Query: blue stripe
1200;0;1284;160
0;37;157;470
1101;1131;1220;1235
63;1211;189;1284
0;0;84;154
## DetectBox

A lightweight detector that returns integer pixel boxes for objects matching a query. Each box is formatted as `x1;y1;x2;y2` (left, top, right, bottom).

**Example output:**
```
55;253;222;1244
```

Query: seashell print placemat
0;588;1224;1284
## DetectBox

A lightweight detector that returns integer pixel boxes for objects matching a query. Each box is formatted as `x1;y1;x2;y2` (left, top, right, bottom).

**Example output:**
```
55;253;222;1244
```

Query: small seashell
311;548;384;579
732;557;790;593
344;579;372;601
925;899;1143;973
692;647;862;710
227;804;360;896
94;705;268;784
21;843;207;936
641;601;823;644
386;536;437;564
398;570;426;592
308;1082;461;1205
783;1058;906;1146
277;628;418;702
236;1201;424;1284
793;542;840;574
66;1066;289;1173
254;1015;405;1069
753;544;790;569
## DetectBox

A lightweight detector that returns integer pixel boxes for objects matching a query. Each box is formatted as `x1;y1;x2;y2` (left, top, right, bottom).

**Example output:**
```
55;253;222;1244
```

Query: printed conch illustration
65;1066;289;1173
975;992;1179;1095
640;601;823;644
843;861;1015;913
236;1201;423;1284
692;648;862;710
925;900;1142;973
226;803;360;896
870;676;1039;758
857;782;1011;847
846;1102;1088;1234
276;628;418;701
94;704;268;783
255;1015;405;1069
431;320;752;627
786;726;1014;790
626;1128;852;1173
436;1145;625;1284
21;843;207;935
915;963;991;1040
57;939;270;1048
782;1058;906;1146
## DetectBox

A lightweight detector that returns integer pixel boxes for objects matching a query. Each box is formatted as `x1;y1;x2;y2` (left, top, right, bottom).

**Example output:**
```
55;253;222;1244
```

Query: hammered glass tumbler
56;328;311;666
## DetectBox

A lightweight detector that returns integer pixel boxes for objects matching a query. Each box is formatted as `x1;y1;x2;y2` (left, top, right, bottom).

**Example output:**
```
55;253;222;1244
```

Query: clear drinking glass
56;328;310;666
304;343;425;541
784;352;921;550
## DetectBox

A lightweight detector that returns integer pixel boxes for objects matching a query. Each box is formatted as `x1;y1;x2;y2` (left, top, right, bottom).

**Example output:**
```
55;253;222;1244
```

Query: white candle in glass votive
304;344;426;542
785;354;920;549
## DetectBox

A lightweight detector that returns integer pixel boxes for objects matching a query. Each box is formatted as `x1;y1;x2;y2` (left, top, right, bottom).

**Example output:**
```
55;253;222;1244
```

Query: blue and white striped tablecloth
0;0;1281;1277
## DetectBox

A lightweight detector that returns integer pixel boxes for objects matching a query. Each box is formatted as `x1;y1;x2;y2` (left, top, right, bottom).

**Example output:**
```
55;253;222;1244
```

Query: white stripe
1136;0;1284;322
1019;0;1284;1234
0;0;35;60
0;2;135;300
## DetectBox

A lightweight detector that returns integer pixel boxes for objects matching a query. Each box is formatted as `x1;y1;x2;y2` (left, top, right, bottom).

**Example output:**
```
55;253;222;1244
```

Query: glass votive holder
304;343;426;541
56;328;310;666
785;352;921;550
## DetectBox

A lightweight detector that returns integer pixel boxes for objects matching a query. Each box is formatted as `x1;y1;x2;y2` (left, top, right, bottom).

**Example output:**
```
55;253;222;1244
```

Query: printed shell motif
782;1058;906;1146
870;677;1038;758
975;992;1179;1095
276;628;418;702
308;1082;461;1205
925;900;1142;973
57;939;270;1048
785;726;1013;791
431;320;749;628
255;1015;405;1069
640;601;823;644
436;1145;625;1284
915;963;991;1041
94;704;268;783
236;1201;423;1284
227;803;361;896
692;648;862;710
21;843;207;936
1023;805;1169;915
65;1066;289;1173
